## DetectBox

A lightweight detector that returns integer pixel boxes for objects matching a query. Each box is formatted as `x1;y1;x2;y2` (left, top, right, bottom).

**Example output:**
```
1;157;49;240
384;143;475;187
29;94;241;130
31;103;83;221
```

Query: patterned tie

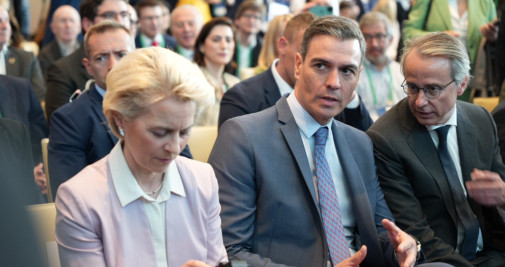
152;40;159;47
314;126;350;264
436;125;479;260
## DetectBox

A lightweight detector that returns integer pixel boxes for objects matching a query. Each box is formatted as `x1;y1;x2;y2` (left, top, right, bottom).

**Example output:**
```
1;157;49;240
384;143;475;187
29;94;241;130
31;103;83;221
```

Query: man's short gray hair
359;11;393;37
400;32;470;85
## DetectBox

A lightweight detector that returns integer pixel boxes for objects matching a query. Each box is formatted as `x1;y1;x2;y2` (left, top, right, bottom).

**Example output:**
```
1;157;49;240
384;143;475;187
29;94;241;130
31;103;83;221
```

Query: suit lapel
263;67;282;107
402;102;458;223
332;122;384;263
433;0;452;30
456;103;478;184
88;86;117;144
276;97;319;209
5;48;20;77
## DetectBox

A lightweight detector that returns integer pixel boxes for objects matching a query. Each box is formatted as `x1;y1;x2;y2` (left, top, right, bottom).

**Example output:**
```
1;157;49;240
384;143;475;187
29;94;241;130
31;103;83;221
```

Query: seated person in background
38;5;82;80
219;13;373;131
49;21;192;199
0;75;48;196
0;118;45;267
128;3;139;37
0;118;44;205
355;11;404;121
55;47;227;267
135;0;177;50
45;0;131;120
0;5;45;102
367;32;505;266
231;0;264;78
245;13;294;79
402;0;497;101
193;17;240;126
209;15;449;267
170;5;204;60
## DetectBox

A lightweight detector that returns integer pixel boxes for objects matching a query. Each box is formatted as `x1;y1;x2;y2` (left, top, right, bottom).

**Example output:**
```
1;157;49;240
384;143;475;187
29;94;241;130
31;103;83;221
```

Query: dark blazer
209;96;397;267
49;86;193;198
367;99;505;266
5;46;46;102
38;39;83;81
492;98;505;162
0;118;44;205
134;34;177;51
45;45;90;120
218;66;374;131
0;75;48;164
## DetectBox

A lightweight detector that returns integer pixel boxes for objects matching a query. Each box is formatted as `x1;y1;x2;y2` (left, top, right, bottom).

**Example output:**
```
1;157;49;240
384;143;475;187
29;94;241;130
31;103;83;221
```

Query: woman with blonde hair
252;13;294;77
55;47;228;267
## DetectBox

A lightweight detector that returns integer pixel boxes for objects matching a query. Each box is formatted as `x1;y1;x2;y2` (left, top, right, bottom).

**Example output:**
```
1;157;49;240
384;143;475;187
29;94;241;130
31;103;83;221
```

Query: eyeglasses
363;33;388;42
242;13;261;20
96;11;130;21
401;79;456;99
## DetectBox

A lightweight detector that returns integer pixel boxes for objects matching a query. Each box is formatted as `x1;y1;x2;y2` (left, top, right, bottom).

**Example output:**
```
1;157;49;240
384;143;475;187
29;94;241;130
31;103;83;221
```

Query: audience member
367;32;505;266
170;5;204;60
492;100;505;163
0;5;46;102
0;75;47;168
219;13;373;131
232;0;264;77
55;47;227;267
0;79;47;204
135;0;177;50
160;1;171;34
356;11;404;121
38;5;82;80
372;0;401;60
44;0;131;120
193;17;239;126
0;118;45;267
250;13;293;78
402;0;497;101
128;3;139;37
209;16;448;267
41;0;81;46
339;0;359;20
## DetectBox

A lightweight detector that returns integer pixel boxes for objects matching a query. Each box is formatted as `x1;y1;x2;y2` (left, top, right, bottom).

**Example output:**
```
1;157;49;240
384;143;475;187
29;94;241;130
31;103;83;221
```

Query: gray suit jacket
209;96;397;267
367;99;505;266
5;46;46;101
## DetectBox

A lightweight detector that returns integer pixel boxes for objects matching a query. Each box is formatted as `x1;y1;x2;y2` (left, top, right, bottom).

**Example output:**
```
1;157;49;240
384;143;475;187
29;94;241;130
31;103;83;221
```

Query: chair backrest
26;203;60;267
187;126;218;162
473;97;499;112
41;138;53;203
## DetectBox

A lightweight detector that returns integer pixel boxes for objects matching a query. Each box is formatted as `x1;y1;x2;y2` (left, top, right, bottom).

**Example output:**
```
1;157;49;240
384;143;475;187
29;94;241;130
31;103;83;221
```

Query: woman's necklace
144;177;164;196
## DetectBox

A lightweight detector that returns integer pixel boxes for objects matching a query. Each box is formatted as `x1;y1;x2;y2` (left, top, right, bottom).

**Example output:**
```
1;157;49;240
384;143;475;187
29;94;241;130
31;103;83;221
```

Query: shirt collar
271;59;293;96
94;83;106;98
426;105;458;131
109;142;186;207
286;92;333;140
177;45;194;60
141;33;163;45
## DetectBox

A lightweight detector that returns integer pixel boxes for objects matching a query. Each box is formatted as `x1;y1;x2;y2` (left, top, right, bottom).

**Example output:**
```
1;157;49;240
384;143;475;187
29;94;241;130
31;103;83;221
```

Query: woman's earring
119;127;124;136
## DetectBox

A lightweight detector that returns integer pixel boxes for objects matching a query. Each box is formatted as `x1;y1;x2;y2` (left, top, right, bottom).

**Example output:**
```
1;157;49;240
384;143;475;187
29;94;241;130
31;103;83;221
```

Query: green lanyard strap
364;63;393;106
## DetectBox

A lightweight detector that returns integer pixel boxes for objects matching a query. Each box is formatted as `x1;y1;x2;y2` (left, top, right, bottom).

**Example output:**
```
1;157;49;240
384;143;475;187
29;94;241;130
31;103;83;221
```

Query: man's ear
457;76;470;96
277;36;288;56
294;53;303;80
82;57;93;76
82;18;93;32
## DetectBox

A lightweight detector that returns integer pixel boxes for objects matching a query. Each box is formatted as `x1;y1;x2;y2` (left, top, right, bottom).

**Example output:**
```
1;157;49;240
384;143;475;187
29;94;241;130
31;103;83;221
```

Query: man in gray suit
367;33;505;266
209;16;443;267
0;5;45;102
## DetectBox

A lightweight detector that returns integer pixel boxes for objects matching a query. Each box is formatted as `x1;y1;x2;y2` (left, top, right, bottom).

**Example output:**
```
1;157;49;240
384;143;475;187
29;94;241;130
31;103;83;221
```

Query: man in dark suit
44;0;130;120
0;6;46;102
219;13;373;131
0;118;44;205
492;100;505;163
209;16;447;267
367;32;505;266
49;21;192;199
134;0;177;50
38;5;82;80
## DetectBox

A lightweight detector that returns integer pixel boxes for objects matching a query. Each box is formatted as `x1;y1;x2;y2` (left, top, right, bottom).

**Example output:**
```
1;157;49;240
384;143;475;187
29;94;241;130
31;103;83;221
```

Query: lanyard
236;44;253;76
364;63;393;105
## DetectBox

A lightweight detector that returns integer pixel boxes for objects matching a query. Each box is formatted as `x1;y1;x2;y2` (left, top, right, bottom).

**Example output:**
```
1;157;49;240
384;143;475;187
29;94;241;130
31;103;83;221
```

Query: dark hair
80;0;128;21
135;0;163;18
234;0;265;20
193;17;235;69
300;16;365;62
283;12;316;43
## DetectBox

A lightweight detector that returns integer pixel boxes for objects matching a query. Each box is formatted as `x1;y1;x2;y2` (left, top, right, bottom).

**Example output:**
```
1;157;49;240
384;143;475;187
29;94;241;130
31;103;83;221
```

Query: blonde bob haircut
103;47;214;138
